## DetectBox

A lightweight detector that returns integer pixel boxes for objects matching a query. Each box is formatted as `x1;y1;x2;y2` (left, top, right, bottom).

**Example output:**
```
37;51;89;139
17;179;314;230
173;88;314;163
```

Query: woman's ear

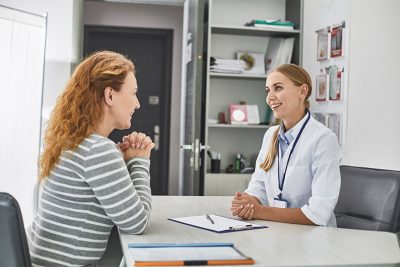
104;87;113;106
299;84;309;99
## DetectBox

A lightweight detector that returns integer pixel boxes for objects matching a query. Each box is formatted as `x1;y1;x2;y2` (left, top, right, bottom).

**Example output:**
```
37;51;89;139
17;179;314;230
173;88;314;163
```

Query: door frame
83;25;173;195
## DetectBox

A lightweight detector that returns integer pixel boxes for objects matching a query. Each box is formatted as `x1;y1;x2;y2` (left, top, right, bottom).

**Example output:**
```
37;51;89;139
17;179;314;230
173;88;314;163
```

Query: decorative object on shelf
230;104;248;125
211;159;221;173
237;52;265;75
235;153;242;173
238;53;254;69
316;27;329;61
208;150;221;174
229;104;260;125
218;111;227;124
225;164;234;173
316;74;328;101
263;106;273;125
246;105;260;124
331;22;345;58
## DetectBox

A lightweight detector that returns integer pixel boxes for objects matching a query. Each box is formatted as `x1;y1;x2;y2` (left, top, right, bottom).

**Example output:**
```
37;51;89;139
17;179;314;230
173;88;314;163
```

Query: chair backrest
335;165;400;233
0;192;32;267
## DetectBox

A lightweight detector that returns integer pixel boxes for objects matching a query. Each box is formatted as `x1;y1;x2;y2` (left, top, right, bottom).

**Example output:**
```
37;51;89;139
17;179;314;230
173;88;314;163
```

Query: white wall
0;0;81;117
84;1;183;194
303;0;400;171
0;6;46;226
345;0;400;170
0;0;81;225
303;0;351;151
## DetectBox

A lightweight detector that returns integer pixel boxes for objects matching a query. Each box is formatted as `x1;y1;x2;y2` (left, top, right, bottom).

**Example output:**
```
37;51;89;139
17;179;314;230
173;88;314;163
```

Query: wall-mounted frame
329;66;343;100
331;22;345;58
316;27;329;61
316;74;329;101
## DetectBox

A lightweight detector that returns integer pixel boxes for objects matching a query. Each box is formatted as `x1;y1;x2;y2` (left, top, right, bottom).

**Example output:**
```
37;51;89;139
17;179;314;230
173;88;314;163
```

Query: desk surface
120;196;400;267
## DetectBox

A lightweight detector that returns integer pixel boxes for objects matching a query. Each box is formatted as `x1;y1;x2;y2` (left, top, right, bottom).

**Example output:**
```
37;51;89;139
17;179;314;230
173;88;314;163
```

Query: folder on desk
128;242;255;266
168;214;267;233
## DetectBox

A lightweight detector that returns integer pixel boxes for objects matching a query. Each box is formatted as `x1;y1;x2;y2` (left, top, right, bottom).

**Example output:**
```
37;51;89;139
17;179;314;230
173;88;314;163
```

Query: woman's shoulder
264;125;279;137
307;116;340;147
83;133;120;156
260;125;278;142
308;116;336;137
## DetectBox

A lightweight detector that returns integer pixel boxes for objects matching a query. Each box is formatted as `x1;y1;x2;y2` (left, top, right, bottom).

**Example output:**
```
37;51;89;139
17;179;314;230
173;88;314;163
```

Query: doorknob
180;139;209;171
153;125;160;151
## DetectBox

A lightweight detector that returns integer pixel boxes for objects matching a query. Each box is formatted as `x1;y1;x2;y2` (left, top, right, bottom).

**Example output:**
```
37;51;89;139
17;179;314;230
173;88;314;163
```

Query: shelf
208;123;270;129
211;24;301;37
210;72;266;79
206;173;252;177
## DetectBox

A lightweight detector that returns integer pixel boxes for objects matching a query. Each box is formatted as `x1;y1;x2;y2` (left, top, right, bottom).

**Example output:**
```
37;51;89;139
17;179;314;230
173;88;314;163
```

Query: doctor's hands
231;192;262;220
117;131;155;160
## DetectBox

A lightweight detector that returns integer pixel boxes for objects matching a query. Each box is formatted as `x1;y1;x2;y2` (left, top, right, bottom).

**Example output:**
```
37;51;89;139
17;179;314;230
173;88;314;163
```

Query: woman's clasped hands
231;191;262;220
117;131;155;160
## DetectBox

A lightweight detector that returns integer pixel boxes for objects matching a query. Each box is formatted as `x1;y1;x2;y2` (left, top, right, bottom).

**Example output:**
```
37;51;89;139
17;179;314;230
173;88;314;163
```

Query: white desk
120;196;400;267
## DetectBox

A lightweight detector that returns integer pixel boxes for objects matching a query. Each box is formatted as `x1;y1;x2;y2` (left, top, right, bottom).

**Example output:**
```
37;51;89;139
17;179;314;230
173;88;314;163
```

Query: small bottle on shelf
235;153;242;173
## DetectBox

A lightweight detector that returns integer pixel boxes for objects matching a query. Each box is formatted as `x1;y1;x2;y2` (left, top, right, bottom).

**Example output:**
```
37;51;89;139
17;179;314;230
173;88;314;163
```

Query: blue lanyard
277;111;311;199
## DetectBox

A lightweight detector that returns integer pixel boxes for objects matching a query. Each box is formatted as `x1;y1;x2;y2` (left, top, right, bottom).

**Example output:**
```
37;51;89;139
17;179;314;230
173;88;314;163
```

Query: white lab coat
245;115;341;227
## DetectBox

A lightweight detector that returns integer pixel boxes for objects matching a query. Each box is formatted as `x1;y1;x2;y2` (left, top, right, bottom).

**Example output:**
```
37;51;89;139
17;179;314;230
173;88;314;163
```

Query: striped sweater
29;133;152;266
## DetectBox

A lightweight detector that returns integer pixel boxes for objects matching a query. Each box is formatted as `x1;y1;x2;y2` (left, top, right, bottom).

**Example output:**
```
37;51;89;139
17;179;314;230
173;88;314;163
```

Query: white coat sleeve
301;132;341;226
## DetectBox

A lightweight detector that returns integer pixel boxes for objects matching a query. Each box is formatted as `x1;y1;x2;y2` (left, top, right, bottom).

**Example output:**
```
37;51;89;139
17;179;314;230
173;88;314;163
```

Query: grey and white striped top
28;133;152;267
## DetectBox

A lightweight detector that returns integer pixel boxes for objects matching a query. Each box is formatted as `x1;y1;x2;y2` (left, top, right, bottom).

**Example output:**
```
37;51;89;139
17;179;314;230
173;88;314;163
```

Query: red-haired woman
29;51;154;266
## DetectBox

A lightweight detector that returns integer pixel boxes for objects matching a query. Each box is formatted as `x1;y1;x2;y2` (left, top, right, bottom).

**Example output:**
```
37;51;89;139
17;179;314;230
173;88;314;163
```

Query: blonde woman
29;51;154;266
231;64;341;226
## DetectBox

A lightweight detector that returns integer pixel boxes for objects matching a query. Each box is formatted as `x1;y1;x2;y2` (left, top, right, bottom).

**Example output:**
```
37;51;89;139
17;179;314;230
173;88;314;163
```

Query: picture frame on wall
316;74;328;101
328;65;343;101
316;27;329;61
331;23;344;58
327;113;341;144
313;112;327;126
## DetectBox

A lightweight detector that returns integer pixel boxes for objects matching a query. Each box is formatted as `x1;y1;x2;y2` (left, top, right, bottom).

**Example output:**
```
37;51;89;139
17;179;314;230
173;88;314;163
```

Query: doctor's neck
282;109;307;132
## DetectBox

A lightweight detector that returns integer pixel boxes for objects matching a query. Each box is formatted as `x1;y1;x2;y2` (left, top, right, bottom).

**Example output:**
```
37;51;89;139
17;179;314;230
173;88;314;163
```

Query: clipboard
168;214;267;233
128;242;255;266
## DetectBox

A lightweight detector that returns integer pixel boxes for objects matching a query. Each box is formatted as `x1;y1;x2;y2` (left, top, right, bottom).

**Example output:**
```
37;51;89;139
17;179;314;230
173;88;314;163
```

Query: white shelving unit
203;0;303;196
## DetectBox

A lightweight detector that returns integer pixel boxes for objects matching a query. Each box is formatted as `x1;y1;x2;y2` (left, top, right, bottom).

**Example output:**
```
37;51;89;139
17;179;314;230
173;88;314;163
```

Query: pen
229;224;253;231
135;259;255;266
206;214;215;224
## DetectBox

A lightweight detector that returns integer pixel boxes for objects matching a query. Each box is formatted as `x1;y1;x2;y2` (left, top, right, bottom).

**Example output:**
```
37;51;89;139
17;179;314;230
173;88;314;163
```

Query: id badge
273;198;288;208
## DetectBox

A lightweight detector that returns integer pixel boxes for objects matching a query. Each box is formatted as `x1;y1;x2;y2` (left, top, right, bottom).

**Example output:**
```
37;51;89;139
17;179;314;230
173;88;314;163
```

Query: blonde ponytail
260;127;280;171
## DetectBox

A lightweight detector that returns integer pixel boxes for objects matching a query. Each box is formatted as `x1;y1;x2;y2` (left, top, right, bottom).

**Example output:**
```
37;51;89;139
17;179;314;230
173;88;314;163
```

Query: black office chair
0;192;32;267
335;166;400;233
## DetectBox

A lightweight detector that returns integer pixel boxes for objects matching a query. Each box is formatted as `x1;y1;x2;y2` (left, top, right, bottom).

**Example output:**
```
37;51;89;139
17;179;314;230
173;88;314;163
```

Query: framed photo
229;104;248;125
331;23;344;58
329;66;343;100
316;74;328;101
327;113;341;144
237;52;265;75
316;27;329;61
313;112;327;126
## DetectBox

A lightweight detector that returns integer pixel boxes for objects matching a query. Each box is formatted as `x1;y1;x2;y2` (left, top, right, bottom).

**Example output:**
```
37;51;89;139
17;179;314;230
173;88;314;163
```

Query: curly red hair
39;51;135;181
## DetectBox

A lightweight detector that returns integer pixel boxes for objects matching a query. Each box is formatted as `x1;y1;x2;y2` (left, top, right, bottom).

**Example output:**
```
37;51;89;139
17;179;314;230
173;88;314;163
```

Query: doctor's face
265;71;305;121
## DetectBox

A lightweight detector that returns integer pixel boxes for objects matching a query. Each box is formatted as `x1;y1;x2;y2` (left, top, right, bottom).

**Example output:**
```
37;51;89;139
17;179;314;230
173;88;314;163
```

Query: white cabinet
204;0;302;195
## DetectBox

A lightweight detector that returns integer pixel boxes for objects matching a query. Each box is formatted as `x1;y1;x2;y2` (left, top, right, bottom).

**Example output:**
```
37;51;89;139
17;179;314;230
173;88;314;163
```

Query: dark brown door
84;25;172;195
